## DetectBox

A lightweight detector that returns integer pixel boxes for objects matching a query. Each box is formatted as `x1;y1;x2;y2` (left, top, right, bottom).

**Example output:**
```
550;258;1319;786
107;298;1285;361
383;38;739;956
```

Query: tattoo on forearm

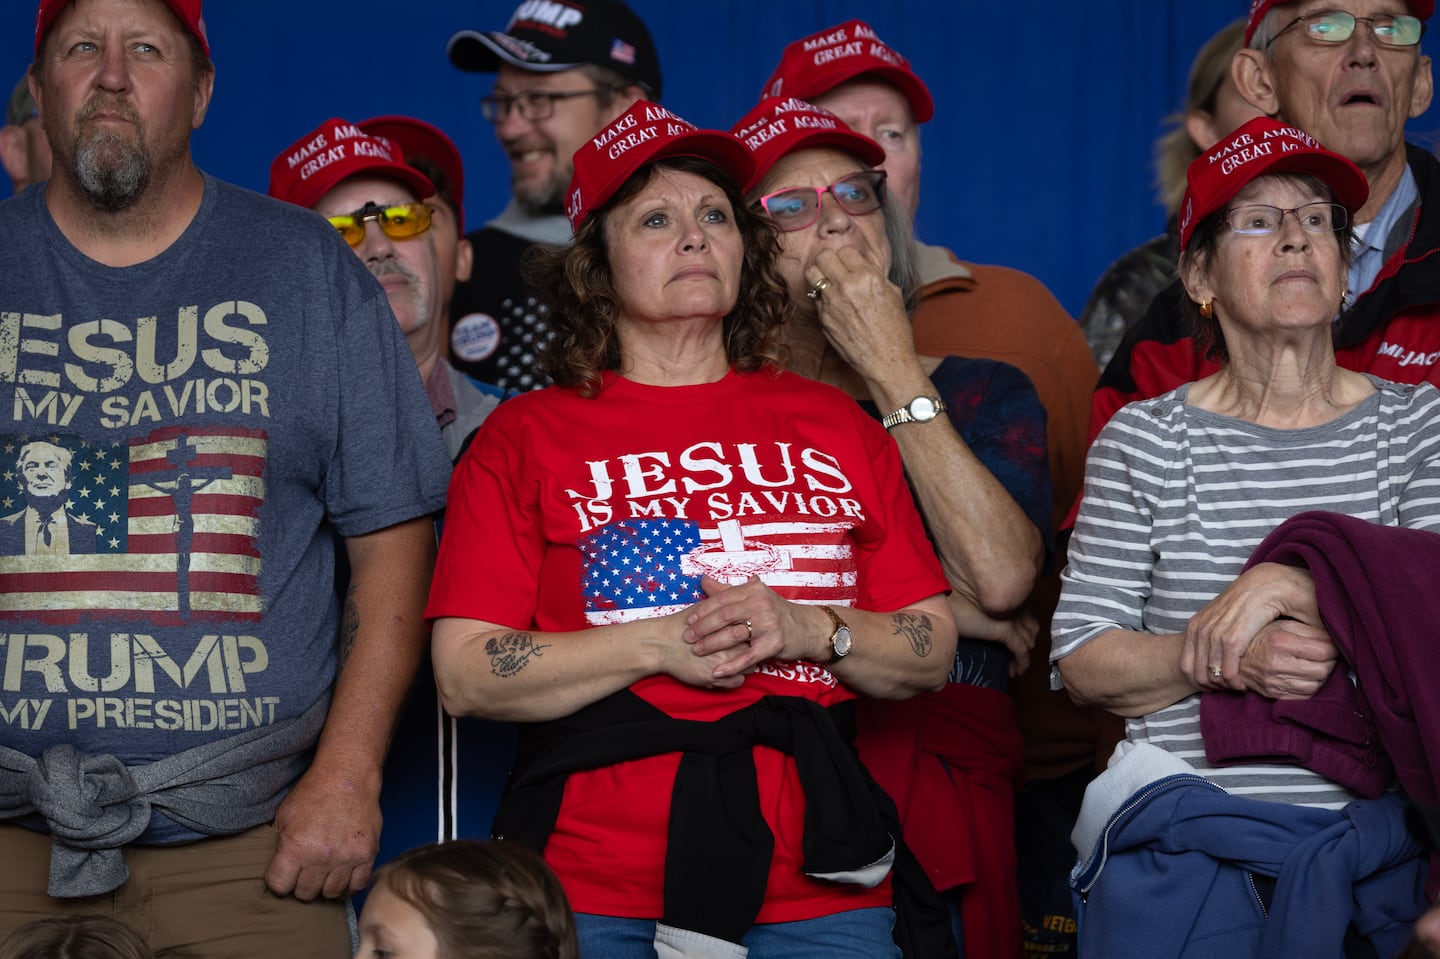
339;584;359;665
486;632;550;678
892;613;933;657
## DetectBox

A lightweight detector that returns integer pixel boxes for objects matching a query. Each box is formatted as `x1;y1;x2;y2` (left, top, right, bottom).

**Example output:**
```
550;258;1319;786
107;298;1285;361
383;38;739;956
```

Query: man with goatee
0;1;451;954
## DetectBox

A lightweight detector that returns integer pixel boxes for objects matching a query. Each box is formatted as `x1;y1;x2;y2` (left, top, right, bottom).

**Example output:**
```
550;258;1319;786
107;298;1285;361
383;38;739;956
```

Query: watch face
834;625;853;657
910;397;940;422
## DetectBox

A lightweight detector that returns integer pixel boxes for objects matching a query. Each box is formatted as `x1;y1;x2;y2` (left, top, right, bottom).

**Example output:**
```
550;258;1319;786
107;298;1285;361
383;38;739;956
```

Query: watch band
881;395;947;430
819;604;851;667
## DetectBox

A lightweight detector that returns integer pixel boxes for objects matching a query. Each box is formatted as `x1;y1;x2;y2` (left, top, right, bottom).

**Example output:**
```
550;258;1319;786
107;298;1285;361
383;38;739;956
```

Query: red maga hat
564;100;754;233
35;0;209;57
1245;0;1434;46
760;20;933;124
730;97;885;193
1178;117;1368;252
360;115;466;233
268;118;435;211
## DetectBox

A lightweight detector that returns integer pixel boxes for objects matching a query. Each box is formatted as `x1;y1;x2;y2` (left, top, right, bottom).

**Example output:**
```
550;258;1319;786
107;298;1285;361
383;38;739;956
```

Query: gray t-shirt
0;176;451;840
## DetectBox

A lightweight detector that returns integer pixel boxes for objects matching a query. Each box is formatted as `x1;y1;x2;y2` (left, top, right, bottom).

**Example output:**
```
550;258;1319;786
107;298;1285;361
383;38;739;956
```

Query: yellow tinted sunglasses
327;202;433;247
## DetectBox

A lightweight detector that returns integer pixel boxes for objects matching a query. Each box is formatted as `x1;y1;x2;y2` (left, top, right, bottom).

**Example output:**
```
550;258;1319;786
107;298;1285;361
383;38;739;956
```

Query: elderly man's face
1260;0;1433;175
32;0;212;211
19;444;70;499
813;79;922;221
316;176;444;358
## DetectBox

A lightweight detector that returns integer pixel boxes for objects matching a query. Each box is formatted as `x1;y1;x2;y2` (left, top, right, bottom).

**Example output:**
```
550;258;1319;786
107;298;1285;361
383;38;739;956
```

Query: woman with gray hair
732;97;1052;958
1053;116;1440;957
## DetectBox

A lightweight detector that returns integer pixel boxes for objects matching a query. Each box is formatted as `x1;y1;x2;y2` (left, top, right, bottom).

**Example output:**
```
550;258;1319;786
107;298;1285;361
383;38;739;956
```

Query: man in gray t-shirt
0;1;451;954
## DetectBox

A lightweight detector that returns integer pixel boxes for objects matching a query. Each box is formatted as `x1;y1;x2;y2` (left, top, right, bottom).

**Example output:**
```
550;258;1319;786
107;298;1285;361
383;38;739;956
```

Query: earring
1340;288;1350;310
1199;299;1214;319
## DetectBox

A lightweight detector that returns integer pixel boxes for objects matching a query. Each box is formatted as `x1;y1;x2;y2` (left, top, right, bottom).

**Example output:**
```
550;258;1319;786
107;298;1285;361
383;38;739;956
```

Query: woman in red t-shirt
426;100;957;959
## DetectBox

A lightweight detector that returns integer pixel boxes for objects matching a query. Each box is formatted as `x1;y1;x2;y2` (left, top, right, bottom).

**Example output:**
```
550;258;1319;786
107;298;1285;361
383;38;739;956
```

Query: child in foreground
355;840;578;959
0;916;153;959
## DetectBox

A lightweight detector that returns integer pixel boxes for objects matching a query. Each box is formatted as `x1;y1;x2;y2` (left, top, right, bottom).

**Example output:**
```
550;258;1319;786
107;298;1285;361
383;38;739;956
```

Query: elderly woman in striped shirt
1054;116;1440;807
1050;117;1440;952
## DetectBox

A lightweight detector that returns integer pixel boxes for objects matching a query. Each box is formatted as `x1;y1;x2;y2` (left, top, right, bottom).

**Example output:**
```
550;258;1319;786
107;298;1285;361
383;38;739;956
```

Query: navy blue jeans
574;908;900;958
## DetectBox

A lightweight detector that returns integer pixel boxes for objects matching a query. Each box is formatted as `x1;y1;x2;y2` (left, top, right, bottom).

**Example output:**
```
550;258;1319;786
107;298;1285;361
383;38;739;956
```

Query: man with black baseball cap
445;0;660;393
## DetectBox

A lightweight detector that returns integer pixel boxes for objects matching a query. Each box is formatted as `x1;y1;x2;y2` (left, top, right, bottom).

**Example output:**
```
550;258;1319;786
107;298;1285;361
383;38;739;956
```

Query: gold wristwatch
882;396;947;430
819;605;852;667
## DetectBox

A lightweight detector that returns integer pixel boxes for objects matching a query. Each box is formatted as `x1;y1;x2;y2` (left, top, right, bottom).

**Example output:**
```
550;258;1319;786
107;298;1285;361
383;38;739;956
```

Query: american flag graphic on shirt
580;516;857;625
0;426;265;626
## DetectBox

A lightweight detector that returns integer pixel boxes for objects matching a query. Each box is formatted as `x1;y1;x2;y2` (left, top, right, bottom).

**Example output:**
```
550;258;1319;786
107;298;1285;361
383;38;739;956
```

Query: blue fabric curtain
6;1;1439;316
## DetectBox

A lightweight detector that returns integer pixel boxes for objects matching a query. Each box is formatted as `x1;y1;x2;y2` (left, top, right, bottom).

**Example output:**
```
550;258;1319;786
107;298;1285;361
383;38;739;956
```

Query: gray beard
74;130;152;212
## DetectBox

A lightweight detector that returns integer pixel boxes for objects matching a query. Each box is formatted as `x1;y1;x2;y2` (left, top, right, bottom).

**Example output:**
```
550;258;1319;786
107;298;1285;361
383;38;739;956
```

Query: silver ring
1209;666;1223;680
744;620;753;640
806;276;831;300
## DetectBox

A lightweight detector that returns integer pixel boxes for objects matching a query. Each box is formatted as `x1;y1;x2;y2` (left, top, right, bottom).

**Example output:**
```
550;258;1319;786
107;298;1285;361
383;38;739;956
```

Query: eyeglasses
1266;10;1425;48
755;170;888;232
326;202;433;247
1223;202;1349;236
479;87;617;124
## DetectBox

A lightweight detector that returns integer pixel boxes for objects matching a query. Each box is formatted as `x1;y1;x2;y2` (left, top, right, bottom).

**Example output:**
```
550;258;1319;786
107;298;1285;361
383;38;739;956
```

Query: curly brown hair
526;156;792;396
373;840;578;959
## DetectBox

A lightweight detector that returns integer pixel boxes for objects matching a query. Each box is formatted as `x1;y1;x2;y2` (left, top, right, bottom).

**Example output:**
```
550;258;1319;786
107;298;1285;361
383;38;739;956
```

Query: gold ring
1209;666;1223;680
745;620;753;640
806;276;831;300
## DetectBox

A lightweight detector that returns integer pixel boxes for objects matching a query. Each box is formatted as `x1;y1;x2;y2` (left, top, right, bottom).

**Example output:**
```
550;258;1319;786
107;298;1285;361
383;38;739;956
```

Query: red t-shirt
427;368;948;922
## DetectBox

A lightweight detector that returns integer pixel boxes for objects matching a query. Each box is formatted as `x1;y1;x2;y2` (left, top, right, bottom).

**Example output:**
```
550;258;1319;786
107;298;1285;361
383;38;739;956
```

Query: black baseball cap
447;0;661;99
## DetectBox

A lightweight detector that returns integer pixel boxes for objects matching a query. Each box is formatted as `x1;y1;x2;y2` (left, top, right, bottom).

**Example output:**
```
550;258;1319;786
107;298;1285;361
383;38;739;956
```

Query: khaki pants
0;823;351;958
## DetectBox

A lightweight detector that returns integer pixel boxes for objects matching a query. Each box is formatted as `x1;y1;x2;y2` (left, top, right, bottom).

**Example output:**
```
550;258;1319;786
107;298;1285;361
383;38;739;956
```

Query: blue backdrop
6;1;1440;319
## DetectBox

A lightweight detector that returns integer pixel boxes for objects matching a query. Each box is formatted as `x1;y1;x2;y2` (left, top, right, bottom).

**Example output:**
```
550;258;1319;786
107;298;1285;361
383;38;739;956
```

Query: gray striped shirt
1053;376;1440;806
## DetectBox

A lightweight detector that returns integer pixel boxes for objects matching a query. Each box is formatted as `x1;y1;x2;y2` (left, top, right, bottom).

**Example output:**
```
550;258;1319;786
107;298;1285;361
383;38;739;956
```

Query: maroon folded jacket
1200;511;1440;894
